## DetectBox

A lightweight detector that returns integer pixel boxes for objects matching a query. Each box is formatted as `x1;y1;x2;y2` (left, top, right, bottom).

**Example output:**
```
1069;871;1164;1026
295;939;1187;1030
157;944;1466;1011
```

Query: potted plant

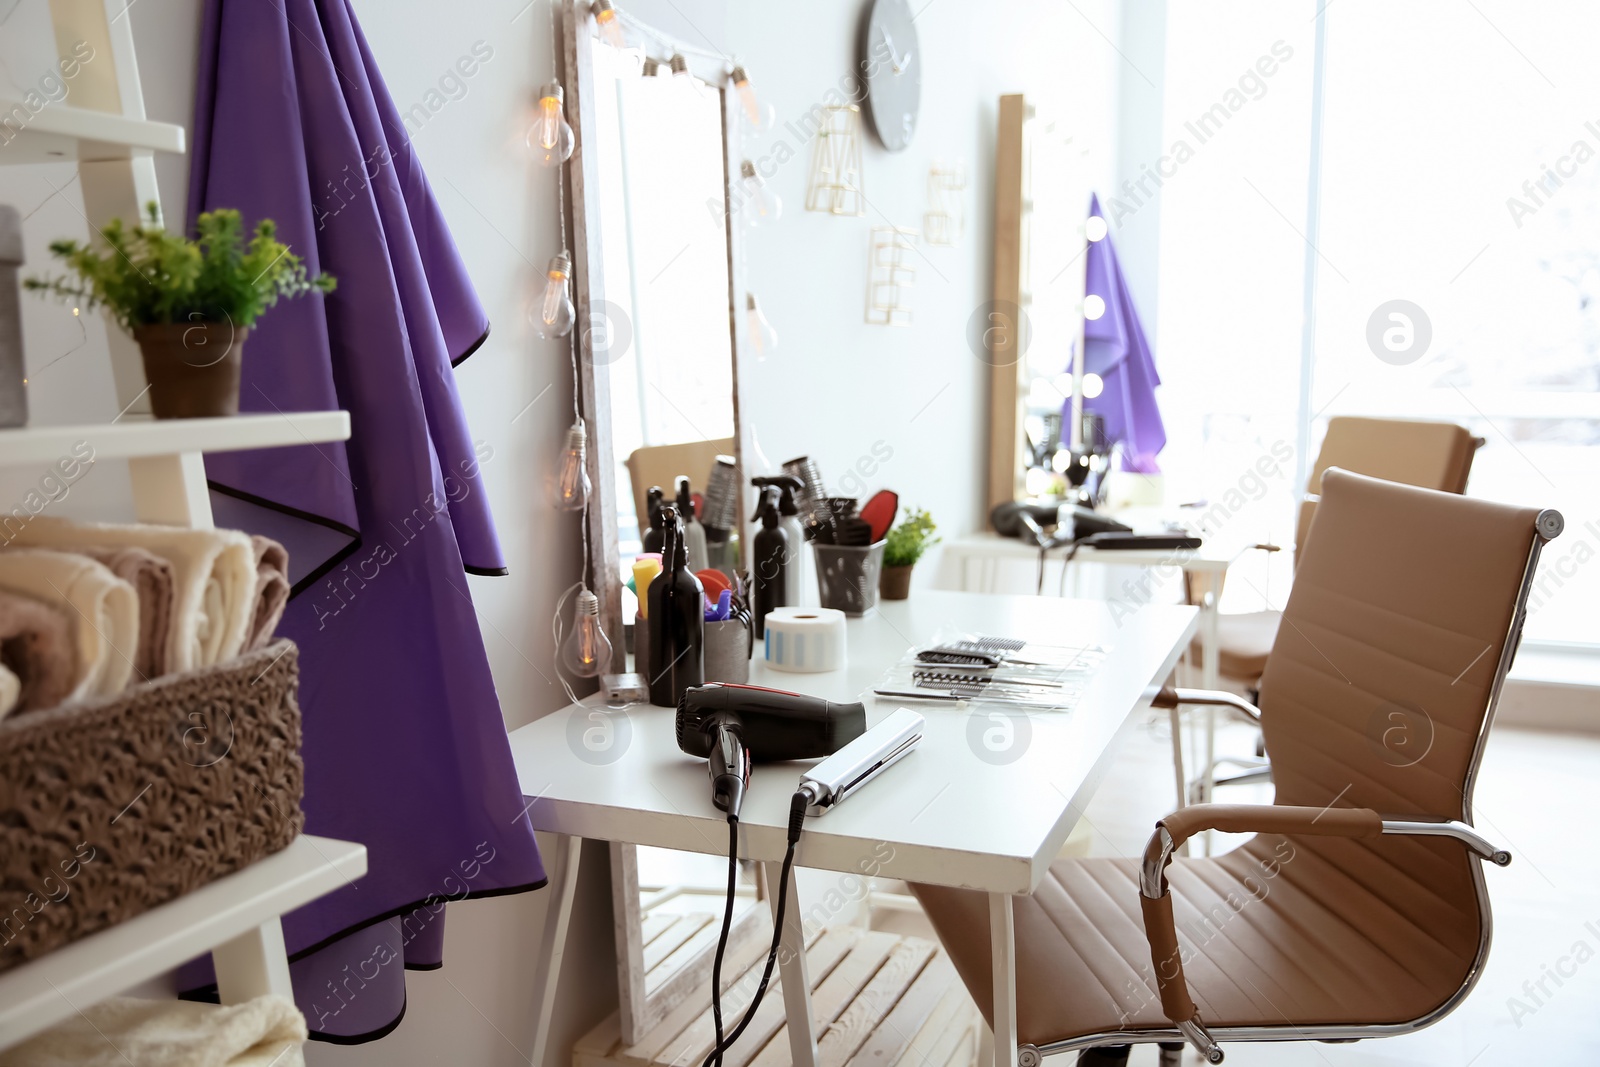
26;204;335;419
880;507;938;600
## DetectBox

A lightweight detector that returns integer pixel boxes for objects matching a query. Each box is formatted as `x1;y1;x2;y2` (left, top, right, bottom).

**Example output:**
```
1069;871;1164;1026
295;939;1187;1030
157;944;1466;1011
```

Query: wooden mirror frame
562;1;757;1044
563;0;750;666
986;93;1090;512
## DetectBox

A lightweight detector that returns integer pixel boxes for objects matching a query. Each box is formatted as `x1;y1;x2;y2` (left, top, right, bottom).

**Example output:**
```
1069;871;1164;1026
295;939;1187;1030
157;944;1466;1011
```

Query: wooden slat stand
575;927;980;1067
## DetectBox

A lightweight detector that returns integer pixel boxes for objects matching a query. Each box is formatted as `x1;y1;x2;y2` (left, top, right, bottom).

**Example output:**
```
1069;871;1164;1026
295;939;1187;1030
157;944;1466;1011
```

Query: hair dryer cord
701;790;809;1067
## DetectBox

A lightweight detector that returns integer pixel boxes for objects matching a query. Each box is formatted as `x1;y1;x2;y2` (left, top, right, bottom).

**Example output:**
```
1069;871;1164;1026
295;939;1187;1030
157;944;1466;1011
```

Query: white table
509;590;1197;1067
0;835;367;1051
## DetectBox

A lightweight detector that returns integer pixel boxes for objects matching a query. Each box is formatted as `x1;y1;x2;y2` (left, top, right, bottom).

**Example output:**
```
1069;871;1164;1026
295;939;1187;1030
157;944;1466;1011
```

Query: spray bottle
647;505;705;706
676;476;708;573
642;486;666;555
751;485;789;638
752;475;805;606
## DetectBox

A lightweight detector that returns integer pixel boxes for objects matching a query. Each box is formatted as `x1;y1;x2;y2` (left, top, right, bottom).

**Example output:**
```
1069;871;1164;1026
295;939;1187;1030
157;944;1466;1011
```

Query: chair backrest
1258;469;1555;1016
1295;417;1479;559
1262;467;1549;819
623;437;736;537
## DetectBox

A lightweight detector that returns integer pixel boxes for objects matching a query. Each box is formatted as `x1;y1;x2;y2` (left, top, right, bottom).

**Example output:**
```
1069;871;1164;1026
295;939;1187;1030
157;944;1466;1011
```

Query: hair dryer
676;683;867;819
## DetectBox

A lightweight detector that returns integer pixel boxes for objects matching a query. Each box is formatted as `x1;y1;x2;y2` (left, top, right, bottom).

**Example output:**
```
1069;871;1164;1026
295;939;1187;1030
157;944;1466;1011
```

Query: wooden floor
573;925;979;1067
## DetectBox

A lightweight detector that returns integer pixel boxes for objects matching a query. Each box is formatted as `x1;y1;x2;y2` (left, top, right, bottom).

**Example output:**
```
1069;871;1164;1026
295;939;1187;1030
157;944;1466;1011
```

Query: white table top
942;529;1249;572
509;591;1196;896
0;835;366;1050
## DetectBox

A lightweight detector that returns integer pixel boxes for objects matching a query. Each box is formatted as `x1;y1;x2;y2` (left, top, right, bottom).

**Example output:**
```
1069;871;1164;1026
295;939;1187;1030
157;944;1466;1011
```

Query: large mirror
564;1;755;1043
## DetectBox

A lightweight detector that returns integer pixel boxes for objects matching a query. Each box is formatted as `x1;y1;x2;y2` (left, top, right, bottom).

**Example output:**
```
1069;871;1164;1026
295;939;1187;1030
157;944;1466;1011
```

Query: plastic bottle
676;476;708;573
641;486;666;555
751;486;789;638
752;475;806;607
647;505;705;707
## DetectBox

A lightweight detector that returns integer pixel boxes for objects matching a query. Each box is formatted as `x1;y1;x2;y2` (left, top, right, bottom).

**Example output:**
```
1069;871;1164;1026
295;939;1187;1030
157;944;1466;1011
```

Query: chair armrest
1149;686;1261;724
1137;803;1509;1062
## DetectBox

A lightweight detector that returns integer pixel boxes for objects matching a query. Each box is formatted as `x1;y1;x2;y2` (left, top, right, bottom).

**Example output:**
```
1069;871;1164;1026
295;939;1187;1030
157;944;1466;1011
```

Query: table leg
212;917;292;1002
1199;574;1222;856
529;834;581;1067
989;893;1018;1067
764;860;818;1067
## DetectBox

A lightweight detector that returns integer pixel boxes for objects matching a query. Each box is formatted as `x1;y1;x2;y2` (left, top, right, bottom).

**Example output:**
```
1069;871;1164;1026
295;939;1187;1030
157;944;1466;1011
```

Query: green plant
25;203;335;335
883;506;939;567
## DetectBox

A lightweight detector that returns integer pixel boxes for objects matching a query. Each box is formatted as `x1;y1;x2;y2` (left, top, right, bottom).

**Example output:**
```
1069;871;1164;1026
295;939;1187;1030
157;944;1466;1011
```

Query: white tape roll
763;607;848;673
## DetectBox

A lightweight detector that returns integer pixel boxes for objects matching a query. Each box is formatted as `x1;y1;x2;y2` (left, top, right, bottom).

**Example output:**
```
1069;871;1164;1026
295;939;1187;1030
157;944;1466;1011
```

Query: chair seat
910;834;1481;1048
1197;610;1281;682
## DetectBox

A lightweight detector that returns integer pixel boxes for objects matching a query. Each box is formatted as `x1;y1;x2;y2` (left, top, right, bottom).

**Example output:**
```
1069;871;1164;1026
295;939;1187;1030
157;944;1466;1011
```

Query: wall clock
860;0;921;152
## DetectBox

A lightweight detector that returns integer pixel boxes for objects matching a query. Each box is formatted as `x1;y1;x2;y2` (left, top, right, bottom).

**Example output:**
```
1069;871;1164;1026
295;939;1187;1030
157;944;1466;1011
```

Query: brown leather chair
912;469;1562;1064
1203;416;1482;684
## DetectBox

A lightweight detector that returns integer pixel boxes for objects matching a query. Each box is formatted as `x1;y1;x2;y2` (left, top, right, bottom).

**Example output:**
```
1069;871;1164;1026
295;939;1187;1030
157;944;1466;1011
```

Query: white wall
2;0;1124;1062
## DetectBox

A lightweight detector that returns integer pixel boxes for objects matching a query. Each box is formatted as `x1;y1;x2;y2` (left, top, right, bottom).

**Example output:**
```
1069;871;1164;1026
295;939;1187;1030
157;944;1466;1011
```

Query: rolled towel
0;551;136;701
0;662;18;719
0;588;77;713
5;518;255;672
0;994;307;1067
67;545;175;681
245;535;290;651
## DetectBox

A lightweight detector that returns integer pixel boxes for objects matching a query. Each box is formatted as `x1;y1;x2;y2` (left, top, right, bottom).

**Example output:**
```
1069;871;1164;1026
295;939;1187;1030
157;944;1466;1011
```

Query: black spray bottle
751;486;789;638
676;477;708;572
647;504;705;707
642;486;666;555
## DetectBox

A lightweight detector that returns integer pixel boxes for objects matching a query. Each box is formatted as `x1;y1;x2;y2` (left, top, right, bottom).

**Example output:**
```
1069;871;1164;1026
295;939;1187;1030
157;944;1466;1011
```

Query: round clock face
861;0;921;152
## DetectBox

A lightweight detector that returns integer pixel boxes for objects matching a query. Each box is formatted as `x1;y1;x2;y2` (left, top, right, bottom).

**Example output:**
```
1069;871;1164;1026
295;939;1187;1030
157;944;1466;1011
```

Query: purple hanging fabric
1072;193;1167;473
178;0;544;1042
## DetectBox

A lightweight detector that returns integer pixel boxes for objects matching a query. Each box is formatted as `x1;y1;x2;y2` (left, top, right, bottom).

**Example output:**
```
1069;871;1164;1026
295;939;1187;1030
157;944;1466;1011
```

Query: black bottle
642;486;666;555
751;486;788;638
647;505;705;707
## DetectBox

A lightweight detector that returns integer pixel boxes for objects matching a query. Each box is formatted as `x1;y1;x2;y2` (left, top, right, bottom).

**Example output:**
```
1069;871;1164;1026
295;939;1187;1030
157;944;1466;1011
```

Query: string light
528;82;575;167
591;0;627;48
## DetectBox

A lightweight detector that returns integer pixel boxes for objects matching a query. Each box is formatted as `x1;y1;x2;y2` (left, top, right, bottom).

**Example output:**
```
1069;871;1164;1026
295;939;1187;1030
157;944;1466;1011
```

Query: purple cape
1073;193;1167;473
179;0;543;1041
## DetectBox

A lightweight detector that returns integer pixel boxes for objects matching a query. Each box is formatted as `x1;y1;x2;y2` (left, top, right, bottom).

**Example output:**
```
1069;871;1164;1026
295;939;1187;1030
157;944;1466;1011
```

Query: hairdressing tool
696;567;731;602
781;456;827;528
860;489;899;543
872;687;966;704
676;682;866;818
688;692;913;1067
916;647;1001;667
798;707;923;815
1080;531;1203;551
702;455;741;541
910;668;1063;692
705;588;732;621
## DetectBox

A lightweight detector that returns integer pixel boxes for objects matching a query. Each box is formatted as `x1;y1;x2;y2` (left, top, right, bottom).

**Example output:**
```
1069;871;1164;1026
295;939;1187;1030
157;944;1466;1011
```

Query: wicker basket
0;640;305;972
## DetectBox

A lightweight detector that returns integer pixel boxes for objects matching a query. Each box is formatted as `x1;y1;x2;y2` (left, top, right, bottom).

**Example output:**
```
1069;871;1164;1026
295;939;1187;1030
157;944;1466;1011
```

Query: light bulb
528;83;575;167
747;293;778;359
642;56;663;77
552;419;591;511
1085;215;1108;242
730;65;775;131
1083;294;1106;321
1083;371;1105;399
737;160;782;227
592;0;627;48
535;251;576;339
561;587;613;678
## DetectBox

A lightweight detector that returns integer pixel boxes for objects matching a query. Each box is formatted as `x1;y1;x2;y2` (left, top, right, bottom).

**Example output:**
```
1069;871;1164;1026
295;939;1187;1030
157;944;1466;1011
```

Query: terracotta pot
133;323;248;418
879;563;914;600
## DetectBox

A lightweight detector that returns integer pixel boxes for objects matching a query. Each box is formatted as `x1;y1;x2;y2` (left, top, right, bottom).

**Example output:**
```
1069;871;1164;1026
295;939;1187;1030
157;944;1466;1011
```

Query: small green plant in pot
26;204;335;418
880;507;939;600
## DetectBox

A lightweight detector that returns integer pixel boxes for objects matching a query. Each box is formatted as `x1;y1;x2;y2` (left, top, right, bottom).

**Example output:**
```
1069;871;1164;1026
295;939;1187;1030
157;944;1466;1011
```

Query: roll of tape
763;607;847;673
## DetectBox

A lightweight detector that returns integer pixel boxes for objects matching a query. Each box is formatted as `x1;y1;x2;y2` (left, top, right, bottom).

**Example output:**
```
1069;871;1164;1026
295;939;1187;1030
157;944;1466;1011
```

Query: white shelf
0;102;186;165
0;835;366;1050
0;411;352;467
